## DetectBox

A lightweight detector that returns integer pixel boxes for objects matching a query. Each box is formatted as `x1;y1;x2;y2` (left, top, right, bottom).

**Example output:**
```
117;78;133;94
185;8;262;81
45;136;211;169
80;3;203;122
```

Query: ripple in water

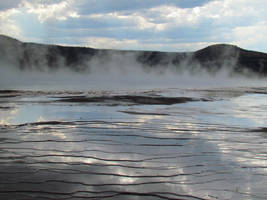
0;88;267;200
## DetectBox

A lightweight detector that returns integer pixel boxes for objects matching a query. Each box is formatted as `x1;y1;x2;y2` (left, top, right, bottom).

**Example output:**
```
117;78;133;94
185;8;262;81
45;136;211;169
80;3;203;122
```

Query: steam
0;39;266;91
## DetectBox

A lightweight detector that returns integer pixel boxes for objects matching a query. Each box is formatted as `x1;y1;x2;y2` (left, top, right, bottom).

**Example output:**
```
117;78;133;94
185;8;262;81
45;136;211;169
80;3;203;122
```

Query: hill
1;35;267;76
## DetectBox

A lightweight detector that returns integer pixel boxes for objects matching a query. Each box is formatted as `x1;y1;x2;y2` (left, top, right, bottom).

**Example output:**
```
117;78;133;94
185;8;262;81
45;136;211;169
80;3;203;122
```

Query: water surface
0;87;267;200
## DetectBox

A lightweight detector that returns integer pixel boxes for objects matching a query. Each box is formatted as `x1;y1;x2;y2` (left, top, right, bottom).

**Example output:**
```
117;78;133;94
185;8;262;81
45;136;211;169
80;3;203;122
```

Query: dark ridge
119;110;170;116
16;121;75;127
250;127;267;132
193;44;267;74
0;90;25;98
0;90;22;93
238;48;267;74
56;95;202;105
0;106;14;110
0;34;21;44
1;35;267;76
0;95;20;98
194;44;239;60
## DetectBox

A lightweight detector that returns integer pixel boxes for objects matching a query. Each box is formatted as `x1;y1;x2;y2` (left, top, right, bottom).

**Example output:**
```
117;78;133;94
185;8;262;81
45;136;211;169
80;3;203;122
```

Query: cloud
0;8;22;38
74;0;214;15
232;22;267;50
21;0;79;23
79;37;213;52
0;0;267;52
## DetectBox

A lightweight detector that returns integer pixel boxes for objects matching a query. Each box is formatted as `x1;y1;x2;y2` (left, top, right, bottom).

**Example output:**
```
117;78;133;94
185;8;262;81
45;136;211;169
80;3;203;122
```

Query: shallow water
0;87;267;200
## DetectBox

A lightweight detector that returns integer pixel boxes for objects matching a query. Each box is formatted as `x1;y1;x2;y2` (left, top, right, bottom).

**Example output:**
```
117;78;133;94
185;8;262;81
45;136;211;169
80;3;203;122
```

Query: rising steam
0;35;266;90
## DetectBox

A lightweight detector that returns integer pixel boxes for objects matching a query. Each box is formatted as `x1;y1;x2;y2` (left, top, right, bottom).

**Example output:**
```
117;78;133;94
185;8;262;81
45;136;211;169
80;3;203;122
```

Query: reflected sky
0;88;267;200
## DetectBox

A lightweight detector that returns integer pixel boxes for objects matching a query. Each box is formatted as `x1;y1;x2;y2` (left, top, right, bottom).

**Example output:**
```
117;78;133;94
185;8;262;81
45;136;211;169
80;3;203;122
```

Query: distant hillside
1;35;267;76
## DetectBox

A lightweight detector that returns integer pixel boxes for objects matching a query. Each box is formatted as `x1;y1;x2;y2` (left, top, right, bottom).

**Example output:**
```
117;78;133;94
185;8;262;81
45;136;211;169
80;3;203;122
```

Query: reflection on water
0;88;267;200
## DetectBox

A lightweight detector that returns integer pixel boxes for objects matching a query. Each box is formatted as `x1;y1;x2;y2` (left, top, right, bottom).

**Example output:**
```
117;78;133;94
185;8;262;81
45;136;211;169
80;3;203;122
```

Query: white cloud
21;0;79;23
143;0;267;30
81;36;214;52
78;0;267;44
0;8;22;38
232;22;267;50
85;11;166;32
85;37;139;50
148;5;201;28
1;0;267;52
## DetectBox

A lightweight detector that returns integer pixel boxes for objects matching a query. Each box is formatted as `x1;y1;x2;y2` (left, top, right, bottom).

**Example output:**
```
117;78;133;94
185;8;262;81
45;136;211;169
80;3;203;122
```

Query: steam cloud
0;35;266;90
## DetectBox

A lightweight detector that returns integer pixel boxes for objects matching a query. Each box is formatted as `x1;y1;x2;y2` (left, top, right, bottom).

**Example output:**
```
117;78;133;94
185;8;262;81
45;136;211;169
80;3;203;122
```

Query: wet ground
0;87;267;200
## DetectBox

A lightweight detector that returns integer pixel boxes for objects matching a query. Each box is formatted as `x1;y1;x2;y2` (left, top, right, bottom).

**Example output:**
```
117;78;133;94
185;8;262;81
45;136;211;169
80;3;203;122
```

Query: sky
0;0;267;52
